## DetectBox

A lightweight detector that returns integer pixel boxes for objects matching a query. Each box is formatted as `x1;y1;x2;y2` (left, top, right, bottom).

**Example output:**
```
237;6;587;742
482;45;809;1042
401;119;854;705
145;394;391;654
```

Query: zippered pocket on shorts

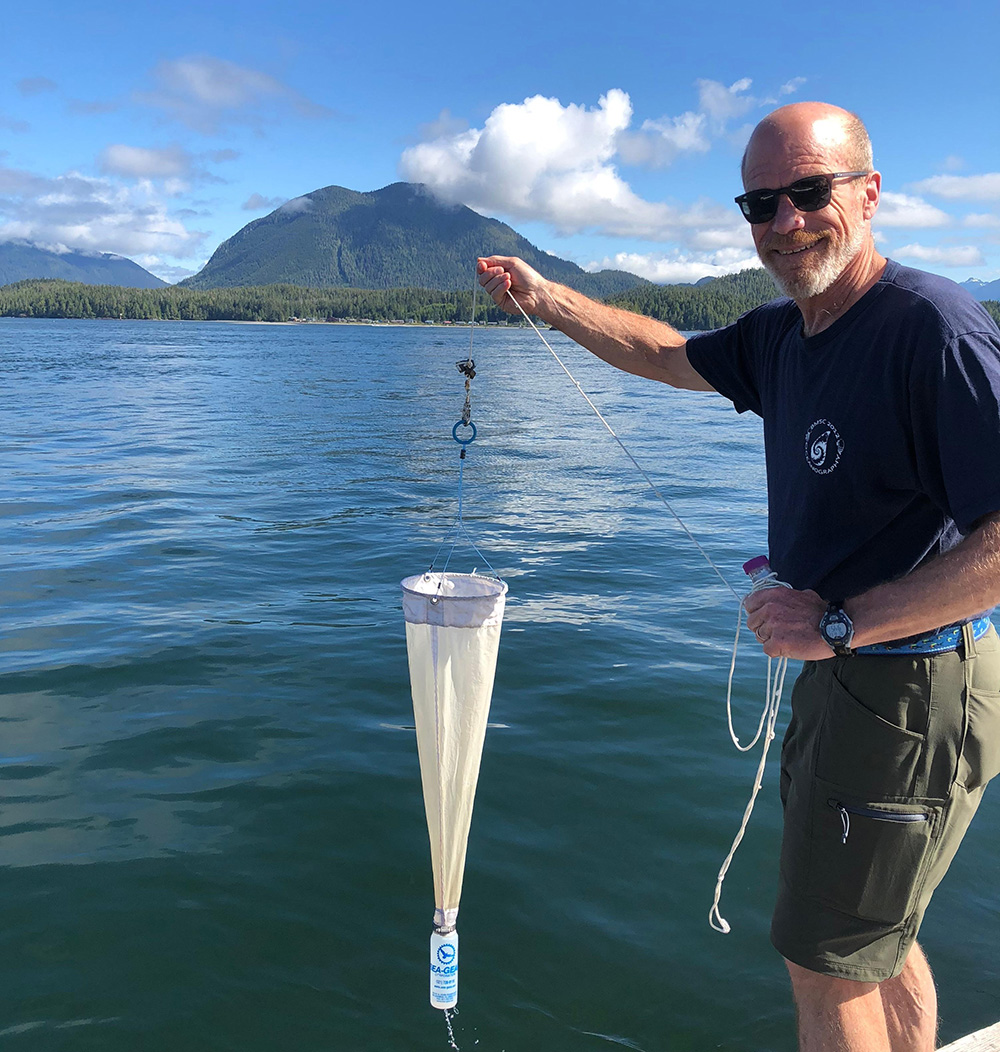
829;799;932;845
803;782;940;924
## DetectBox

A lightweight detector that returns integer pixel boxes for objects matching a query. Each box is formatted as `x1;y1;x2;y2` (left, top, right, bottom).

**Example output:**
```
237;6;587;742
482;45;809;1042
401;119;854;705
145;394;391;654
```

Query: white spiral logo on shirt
804;419;844;475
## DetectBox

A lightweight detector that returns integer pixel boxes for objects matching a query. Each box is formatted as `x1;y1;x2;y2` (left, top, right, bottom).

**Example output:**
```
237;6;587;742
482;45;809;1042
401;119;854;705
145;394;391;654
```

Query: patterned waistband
855;615;993;656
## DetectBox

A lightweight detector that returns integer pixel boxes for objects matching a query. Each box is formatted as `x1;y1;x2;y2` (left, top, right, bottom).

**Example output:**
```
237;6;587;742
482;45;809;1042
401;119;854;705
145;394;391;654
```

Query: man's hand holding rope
744;586;834;661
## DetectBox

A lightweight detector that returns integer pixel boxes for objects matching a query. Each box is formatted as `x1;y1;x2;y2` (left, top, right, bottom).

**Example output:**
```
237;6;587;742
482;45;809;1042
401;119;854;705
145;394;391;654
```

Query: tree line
0;280;515;324
2;276;998;332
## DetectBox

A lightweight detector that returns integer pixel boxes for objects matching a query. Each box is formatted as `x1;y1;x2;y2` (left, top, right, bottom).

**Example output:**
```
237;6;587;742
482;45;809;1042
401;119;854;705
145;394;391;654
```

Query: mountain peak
960;276;1000;301
0;240;166;288
179;181;647;297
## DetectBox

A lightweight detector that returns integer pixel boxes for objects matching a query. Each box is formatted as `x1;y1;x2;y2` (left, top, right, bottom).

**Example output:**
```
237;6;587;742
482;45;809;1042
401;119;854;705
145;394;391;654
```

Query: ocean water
1;316;998;1051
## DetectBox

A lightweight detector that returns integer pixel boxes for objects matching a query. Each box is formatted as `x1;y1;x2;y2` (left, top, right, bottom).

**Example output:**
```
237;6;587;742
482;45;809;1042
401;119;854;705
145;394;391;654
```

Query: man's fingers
479;267;513;306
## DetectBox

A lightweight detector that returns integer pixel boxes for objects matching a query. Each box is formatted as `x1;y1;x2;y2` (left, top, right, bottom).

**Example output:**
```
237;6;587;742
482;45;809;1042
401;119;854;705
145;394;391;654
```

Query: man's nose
770;192;807;234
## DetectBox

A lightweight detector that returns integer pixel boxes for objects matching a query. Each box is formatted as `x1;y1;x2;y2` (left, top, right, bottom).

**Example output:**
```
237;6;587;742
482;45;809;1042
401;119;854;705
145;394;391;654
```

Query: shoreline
0;316;529;329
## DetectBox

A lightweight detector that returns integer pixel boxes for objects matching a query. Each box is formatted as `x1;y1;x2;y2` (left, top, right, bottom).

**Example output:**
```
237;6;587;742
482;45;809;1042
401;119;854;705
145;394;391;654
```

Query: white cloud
0;163;206;261
910;173;1000;201
135;54;335;133
132;257;198;283
417;109;469;141
962;213;1000;229
588;249;762;284
779;77;807;96
401;90;645;232
619;78;763;168
243;193;286;211
99;144;193;179
401;88;756;245
875;191;951;228
696;77;756;127
97;144;232;195
618;110;709;167
278;196;312;214
893;243;985;267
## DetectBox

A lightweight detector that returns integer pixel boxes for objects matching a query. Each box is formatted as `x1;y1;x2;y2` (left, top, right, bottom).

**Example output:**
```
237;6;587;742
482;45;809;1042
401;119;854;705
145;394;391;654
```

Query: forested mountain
0;241;166;288
180;182;648;297
606;268;780;329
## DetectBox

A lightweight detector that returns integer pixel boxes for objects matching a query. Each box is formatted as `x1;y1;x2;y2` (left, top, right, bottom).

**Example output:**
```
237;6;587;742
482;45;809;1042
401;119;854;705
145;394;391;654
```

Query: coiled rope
710;568;790;933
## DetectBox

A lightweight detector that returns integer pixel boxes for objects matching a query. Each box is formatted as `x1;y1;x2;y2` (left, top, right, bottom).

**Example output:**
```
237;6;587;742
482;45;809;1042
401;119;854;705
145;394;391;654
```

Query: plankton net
402;340;507;1011
402;570;506;1009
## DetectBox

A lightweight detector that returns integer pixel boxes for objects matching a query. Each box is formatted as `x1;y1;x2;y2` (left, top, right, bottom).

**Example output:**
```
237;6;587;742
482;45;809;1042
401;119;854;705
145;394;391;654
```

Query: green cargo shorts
771;622;1000;982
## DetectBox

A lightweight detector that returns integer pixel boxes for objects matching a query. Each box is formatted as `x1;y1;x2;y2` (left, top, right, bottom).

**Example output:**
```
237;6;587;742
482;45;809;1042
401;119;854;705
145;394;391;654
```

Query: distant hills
959;277;1000;302
179;182;648;298
6;184;1000;308
0;241;166;288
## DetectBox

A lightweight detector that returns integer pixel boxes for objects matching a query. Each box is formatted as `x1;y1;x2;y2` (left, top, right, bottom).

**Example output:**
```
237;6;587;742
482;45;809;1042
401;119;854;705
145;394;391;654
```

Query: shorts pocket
816;665;924;799
807;777;940;925
958;687;1000;792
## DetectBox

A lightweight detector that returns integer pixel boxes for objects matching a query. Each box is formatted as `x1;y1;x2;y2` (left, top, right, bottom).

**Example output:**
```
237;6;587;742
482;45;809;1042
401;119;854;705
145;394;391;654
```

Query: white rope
501;291;740;602
494;277;787;934
709;570;791;934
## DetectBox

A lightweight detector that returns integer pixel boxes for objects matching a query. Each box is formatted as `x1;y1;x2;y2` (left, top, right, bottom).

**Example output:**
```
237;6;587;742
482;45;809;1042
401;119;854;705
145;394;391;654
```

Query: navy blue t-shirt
686;260;1000;600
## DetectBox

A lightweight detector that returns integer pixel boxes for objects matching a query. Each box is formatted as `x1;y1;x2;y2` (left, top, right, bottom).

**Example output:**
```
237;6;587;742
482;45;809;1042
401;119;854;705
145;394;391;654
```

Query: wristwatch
819;602;855;656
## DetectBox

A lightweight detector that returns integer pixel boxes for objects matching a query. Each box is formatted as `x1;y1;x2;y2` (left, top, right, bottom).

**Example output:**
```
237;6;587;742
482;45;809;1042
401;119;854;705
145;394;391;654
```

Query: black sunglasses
735;171;870;224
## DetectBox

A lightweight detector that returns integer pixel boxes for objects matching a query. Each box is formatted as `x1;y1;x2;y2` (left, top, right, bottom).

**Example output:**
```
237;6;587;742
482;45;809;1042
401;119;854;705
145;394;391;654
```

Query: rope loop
709;572;792;934
452;420;477;446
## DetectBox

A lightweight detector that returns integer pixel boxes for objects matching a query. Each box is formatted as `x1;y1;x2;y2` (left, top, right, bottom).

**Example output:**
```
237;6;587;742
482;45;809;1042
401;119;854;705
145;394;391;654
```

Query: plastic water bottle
743;555;778;592
430;928;459;1009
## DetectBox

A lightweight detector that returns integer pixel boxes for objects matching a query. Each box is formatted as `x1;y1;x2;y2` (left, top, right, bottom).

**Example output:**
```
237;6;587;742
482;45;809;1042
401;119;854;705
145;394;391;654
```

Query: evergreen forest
2;275;998;332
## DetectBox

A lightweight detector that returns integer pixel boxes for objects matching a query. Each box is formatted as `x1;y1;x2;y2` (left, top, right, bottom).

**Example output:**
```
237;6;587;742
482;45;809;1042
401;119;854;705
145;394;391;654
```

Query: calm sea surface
2;317;998;1051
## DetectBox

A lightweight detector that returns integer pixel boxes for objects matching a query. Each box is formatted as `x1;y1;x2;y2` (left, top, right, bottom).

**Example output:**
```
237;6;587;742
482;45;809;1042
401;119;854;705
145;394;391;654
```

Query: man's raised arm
477;256;715;392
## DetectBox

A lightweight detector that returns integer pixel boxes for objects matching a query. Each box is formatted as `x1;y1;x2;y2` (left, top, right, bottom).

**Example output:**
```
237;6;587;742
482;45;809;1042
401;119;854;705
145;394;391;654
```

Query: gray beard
762;224;866;300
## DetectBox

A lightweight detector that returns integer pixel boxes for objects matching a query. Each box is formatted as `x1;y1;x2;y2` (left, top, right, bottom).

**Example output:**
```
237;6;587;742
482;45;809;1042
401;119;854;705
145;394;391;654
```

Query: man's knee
785;958;881;1004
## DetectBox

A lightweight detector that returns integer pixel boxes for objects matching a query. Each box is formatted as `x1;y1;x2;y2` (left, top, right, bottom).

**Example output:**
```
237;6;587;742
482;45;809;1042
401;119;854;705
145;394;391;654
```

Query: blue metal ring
452;420;476;446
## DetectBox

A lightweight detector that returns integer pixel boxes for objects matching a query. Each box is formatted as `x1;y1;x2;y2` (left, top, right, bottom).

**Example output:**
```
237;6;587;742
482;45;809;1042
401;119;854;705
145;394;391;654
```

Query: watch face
826;621;847;640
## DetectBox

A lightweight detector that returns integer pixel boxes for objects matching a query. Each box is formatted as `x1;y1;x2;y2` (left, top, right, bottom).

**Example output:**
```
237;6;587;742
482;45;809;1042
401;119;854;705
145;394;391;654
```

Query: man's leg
879;942;937;1052
786;960;890;1052
786;946;937;1052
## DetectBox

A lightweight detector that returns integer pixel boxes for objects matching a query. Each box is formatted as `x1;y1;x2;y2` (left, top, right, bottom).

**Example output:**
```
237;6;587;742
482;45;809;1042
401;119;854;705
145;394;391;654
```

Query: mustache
761;231;829;253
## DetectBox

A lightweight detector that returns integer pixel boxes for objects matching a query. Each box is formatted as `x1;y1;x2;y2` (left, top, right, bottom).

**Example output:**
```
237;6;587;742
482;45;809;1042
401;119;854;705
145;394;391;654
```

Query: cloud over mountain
400;84;756;257
0;162;206;261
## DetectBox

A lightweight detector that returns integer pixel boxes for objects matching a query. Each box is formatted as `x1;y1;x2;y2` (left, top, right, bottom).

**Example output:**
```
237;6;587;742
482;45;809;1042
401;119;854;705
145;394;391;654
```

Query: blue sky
2;0;998;285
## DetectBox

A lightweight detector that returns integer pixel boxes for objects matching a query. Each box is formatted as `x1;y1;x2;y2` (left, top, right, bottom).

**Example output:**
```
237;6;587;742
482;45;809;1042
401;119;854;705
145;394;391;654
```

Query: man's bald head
741;103;873;186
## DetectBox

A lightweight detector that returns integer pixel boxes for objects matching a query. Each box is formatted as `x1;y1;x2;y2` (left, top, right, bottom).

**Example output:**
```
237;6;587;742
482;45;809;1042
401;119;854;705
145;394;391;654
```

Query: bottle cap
742;556;771;576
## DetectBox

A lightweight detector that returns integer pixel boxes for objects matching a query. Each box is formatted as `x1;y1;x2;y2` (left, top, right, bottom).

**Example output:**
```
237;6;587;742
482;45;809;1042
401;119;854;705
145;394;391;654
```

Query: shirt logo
804;419;844;475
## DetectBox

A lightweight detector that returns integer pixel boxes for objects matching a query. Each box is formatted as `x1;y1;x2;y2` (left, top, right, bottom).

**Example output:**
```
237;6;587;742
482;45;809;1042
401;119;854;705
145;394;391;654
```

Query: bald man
478;102;1000;1052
